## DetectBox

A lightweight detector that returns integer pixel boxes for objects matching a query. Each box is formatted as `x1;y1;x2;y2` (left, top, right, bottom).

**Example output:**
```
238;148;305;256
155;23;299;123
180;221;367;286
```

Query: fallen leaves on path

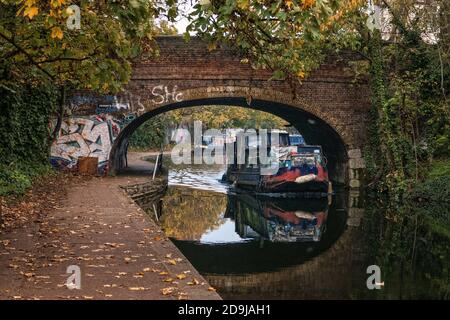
0;173;79;231
167;259;177;265
128;287;145;291
187;278;200;286
0;171;216;301
161;287;175;295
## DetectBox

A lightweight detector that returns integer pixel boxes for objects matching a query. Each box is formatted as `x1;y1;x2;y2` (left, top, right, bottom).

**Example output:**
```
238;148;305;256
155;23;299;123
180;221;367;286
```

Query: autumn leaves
16;0;74;40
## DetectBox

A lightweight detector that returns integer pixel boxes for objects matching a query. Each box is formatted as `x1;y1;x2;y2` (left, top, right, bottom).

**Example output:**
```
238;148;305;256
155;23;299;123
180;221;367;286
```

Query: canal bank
0;155;220;300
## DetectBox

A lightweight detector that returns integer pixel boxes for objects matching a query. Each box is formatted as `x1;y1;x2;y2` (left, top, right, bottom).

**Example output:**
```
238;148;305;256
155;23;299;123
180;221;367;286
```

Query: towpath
0;153;220;300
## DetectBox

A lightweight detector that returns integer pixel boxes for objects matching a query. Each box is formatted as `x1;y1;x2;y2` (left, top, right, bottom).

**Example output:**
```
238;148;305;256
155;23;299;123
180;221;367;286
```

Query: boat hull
224;166;331;195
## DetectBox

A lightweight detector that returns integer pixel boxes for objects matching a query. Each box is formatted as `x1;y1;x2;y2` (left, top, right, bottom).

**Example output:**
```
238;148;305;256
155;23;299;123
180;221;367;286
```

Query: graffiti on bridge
50;115;121;175
151;85;183;105
50;85;184;173
67;85;182;116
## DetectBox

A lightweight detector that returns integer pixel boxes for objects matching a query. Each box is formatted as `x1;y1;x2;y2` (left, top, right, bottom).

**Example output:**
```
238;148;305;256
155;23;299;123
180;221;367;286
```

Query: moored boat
223;131;331;195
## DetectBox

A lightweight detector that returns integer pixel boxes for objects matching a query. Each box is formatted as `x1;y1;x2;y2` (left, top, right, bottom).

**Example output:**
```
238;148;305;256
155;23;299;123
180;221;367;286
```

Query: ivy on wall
0;84;58;195
364;27;449;203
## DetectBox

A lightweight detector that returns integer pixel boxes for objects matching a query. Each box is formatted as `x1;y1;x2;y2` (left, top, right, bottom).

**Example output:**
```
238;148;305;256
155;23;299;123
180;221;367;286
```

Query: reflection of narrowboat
227;193;329;242
223;131;331;195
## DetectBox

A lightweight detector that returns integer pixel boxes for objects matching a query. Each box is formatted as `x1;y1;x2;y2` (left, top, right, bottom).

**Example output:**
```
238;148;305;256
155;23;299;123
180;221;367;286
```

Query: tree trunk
51;85;66;141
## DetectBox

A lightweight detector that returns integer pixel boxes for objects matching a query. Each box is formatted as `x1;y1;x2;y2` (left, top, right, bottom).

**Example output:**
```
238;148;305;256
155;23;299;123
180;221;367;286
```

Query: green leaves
0;83;58;196
0;1;181;93
187;0;365;82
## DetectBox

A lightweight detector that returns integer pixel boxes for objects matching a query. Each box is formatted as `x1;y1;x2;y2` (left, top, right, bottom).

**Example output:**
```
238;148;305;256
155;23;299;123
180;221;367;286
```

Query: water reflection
147;187;349;276
166;157;228;193
140;158;371;299
139;156;448;299
228;194;329;243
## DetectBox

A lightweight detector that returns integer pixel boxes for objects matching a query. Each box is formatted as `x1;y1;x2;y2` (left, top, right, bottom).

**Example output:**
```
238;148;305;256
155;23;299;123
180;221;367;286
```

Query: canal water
142;157;448;300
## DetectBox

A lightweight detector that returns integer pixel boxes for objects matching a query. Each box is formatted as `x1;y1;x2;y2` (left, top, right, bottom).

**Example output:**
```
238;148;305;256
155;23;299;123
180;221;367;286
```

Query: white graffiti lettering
151;85;183;104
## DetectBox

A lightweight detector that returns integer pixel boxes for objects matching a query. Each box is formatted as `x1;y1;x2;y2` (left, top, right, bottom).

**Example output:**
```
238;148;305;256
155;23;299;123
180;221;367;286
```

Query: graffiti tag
151;85;183;105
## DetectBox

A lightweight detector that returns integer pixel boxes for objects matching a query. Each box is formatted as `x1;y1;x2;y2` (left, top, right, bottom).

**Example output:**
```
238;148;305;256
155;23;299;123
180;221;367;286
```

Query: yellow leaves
65;6;75;16
301;0;316;9
22;272;35;278
167;259;177;265
51;0;67;8
236;0;250;10
51;27;63;40
176;273;187;280
285;0;294;9
207;42;217;51
187;278;200;285
297;70;305;79
24;6;39;19
18;1;39;20
128;287;145;291
178;293;188;300
161;287;175;295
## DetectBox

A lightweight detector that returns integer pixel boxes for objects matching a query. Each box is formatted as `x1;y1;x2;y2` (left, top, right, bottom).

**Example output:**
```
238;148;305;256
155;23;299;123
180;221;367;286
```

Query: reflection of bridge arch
205;226;366;299
110;86;351;184
157;188;366;299
169;193;349;273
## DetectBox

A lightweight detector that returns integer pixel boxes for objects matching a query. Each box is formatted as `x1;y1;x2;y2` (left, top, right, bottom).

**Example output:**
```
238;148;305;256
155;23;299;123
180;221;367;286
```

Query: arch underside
110;97;349;184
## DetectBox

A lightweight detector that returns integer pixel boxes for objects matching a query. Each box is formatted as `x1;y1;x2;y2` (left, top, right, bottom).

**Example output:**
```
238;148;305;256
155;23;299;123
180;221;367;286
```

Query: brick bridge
52;36;370;187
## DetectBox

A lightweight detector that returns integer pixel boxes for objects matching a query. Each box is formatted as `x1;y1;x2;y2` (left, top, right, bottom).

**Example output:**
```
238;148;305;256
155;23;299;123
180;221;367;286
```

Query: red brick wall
114;36;371;185
124;36;371;151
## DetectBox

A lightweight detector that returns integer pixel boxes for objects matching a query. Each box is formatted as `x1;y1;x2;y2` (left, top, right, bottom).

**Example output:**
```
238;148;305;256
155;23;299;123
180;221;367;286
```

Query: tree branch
37;56;90;64
0;31;55;80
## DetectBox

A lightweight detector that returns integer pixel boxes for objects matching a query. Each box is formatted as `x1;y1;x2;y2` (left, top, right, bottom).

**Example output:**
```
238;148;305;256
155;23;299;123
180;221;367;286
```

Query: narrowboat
223;131;331;195
228;193;329;242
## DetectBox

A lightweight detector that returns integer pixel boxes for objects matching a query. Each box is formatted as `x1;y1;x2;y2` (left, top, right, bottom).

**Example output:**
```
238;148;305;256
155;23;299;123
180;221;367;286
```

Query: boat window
293;155;317;166
279;134;290;147
289;135;305;146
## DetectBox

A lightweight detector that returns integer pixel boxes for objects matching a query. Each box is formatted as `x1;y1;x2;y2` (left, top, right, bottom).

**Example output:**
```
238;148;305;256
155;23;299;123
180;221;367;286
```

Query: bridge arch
110;86;350;184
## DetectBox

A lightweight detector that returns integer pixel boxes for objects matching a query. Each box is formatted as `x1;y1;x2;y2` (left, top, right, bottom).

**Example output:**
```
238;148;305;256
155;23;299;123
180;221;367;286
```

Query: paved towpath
0;153;220;300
